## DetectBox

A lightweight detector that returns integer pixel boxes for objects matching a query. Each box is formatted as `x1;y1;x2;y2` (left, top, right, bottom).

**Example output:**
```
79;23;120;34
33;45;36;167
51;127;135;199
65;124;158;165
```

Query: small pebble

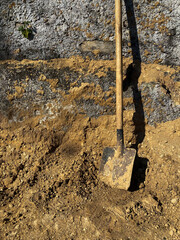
171;198;178;205
139;182;145;189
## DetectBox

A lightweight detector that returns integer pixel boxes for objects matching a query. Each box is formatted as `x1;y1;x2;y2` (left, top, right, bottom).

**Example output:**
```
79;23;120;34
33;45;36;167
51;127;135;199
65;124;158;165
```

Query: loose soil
0;111;179;240
0;58;180;239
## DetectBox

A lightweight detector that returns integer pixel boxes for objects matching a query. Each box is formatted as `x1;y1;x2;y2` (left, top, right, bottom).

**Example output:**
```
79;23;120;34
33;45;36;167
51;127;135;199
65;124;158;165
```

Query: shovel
99;0;136;190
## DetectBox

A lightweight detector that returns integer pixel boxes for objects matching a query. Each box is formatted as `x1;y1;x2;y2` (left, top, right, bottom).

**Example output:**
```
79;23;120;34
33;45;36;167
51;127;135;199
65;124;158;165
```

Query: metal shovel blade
99;147;136;190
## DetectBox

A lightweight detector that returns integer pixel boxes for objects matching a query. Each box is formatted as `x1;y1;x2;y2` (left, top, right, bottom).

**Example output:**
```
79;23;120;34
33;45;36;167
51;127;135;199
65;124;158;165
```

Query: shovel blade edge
99;147;136;190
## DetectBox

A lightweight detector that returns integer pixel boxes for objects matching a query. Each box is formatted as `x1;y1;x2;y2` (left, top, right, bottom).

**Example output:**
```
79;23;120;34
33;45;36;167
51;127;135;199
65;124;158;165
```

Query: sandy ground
0;58;180;239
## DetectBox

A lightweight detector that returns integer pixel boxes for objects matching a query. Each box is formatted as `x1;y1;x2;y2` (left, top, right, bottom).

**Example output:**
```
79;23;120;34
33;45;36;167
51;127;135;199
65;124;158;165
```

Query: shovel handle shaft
115;0;123;149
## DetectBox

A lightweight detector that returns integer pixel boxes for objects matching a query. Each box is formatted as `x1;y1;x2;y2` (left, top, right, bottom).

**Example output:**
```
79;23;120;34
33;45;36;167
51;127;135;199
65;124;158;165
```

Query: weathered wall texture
0;1;179;126
0;58;179;126
0;0;179;65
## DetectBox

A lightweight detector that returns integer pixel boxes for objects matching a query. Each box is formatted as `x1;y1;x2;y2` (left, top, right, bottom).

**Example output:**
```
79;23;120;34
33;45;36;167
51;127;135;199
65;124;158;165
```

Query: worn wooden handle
115;0;123;147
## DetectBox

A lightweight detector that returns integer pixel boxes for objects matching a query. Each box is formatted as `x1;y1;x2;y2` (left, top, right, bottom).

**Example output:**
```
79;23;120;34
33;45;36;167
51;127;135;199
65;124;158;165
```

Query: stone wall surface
0;1;179;125
0;0;179;65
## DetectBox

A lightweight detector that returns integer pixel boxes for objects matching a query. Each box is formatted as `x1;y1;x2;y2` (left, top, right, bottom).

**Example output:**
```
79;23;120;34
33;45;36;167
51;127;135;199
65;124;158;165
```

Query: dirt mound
0;107;179;239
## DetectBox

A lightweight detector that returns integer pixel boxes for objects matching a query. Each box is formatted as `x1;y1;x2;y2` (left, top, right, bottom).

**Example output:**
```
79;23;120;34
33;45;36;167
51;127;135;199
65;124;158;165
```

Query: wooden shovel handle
115;0;123;147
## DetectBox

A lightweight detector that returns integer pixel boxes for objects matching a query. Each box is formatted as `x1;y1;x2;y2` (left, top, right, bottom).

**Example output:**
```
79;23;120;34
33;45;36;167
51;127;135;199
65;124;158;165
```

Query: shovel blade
99;147;136;190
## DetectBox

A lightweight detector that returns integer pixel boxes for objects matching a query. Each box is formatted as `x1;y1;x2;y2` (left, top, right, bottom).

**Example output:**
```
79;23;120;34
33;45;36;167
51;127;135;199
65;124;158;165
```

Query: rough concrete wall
0;0;179;65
